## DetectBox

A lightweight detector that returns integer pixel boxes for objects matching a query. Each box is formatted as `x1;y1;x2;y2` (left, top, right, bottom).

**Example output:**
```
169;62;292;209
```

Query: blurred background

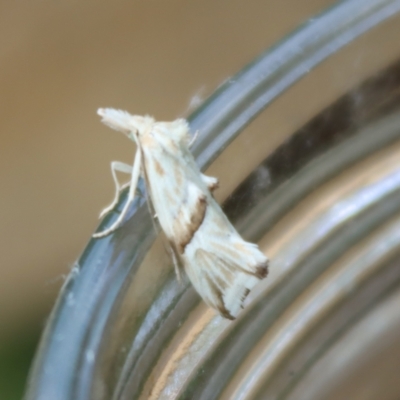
0;1;338;398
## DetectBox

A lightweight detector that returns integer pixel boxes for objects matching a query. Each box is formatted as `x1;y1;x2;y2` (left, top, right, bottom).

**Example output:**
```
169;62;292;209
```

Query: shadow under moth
94;108;269;319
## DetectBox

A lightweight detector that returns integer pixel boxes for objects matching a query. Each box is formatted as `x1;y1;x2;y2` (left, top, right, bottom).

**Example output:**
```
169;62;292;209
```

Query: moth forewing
95;108;269;319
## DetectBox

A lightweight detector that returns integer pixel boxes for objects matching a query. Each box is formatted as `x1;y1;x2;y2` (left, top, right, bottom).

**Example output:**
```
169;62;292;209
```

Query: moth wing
184;241;268;319
143;147;209;254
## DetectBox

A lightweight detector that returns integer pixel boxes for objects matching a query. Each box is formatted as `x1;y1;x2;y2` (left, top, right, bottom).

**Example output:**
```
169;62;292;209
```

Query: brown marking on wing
153;159;165;176
240;288;251;309
189;248;234;318
175;194;207;254
208;279;234;320
255;260;269;279
208;179;219;192
196;249;233;291
204;242;268;280
213;272;229;293
230;243;269;279
218;302;235;320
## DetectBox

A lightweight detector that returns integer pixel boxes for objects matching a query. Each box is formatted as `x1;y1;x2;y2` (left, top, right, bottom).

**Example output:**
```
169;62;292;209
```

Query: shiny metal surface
26;0;400;399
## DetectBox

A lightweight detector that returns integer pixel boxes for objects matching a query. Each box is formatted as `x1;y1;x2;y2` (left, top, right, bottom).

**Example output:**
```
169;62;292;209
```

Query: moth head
97;108;154;141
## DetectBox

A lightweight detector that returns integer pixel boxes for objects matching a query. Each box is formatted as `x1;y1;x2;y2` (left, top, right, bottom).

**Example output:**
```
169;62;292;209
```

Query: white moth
94;108;269;319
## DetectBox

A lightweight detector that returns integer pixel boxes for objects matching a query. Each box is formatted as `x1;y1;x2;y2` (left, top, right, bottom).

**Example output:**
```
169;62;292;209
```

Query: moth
94;108;269;319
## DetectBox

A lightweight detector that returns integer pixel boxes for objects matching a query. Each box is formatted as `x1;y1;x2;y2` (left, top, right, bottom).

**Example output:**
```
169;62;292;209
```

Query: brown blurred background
0;1;335;398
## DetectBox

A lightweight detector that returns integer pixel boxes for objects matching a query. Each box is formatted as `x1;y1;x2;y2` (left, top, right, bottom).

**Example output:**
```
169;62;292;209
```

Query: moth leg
99;161;133;219
93;148;142;238
201;174;219;192
188;130;199;148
